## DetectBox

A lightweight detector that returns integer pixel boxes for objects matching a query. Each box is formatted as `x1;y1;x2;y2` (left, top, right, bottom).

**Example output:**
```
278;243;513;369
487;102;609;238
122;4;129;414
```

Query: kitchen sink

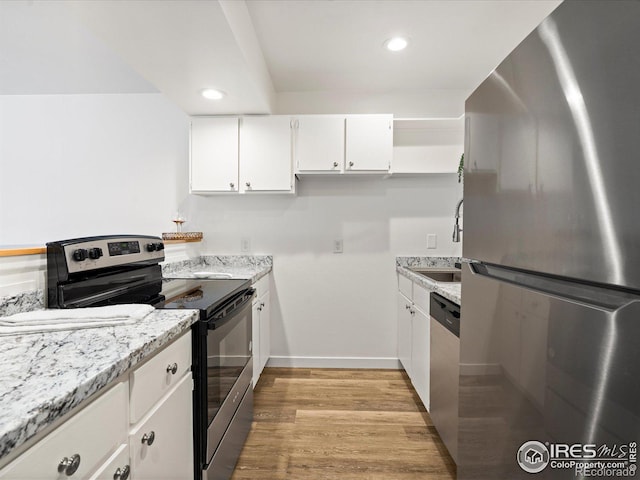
409;268;461;283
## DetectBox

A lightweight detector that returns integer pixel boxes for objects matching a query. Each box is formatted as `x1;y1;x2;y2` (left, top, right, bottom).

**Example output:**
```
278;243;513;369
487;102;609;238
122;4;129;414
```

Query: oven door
200;290;254;472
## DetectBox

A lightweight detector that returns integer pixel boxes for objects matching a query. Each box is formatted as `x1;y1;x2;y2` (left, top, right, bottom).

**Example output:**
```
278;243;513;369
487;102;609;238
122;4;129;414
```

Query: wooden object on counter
0;247;46;257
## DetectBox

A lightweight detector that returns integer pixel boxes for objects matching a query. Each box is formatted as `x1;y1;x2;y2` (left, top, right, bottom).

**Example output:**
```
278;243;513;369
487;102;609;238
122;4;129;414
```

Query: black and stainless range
46;235;254;480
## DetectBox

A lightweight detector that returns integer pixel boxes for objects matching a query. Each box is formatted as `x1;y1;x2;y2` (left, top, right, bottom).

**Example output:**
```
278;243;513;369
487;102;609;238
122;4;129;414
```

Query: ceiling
1;0;561;115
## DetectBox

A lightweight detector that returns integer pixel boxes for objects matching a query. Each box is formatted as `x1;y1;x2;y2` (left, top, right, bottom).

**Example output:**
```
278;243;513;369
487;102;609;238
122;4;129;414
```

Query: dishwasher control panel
430;293;460;337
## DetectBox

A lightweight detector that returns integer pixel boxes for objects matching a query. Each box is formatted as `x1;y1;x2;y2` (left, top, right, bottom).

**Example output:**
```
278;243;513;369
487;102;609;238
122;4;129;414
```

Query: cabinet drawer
130;332;191;423
398;273;412;299
129;374;193;480
413;283;431;315
0;382;128;480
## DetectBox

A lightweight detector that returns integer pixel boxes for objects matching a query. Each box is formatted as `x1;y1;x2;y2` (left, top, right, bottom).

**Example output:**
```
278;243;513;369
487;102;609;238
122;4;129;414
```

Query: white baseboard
266;356;402;369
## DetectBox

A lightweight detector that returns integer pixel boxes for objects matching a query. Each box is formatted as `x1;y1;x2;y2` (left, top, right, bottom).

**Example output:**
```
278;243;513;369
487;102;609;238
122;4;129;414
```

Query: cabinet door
295;115;345;173
397;291;413;376
88;444;129;480
411;308;430;410
190;117;239;193
345;114;393;172
239;116;294;192
252;300;261;389
129;374;193;480
259;291;271;374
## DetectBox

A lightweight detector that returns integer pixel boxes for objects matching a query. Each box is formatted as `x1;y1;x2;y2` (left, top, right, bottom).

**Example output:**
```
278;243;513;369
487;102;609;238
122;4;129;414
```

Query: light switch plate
333;239;343;254
241;238;251;252
427;234;437;249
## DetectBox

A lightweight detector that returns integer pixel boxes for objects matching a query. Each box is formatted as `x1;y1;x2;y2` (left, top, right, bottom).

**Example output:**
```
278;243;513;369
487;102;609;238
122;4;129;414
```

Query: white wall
275;89;469;118
0;93;189;246
187;175;463;367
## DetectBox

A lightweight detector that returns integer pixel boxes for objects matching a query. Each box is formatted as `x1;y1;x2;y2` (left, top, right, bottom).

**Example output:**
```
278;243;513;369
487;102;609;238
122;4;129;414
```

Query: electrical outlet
427;234;437;249
333;239;343;254
241;238;251;252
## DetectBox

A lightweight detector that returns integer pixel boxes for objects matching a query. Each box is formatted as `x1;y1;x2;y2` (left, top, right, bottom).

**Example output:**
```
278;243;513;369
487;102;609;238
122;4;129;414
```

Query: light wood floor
232;368;456;480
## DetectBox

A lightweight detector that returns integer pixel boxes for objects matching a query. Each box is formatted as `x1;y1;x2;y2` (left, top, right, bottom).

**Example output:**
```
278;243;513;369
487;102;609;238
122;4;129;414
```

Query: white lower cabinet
0;332;193;480
0;381;128;480
129;374;193;480
411;306;430;411
251;300;261;388
252;274;271;388
397;278;431;411
397;290;413;376
258;290;271;374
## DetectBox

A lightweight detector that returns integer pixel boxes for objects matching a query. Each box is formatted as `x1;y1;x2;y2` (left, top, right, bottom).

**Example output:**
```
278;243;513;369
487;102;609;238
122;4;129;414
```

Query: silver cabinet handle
260;302;265;308
113;465;130;480
349;161;354;167
58;454;81;476
229;182;235;189
141;431;156;446
246;182;251;188
166;363;178;375
333;162;339;167
405;304;411;310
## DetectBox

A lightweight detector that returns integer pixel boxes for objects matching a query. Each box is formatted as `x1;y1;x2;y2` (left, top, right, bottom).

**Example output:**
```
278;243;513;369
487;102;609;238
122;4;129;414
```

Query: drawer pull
333;162;339;167
141;431;156;446
113;465;130;480
58;454;81;476
166;363;178;375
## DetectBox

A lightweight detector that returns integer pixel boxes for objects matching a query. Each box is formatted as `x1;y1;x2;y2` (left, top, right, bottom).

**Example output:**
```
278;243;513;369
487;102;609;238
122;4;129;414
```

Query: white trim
266;356;402;369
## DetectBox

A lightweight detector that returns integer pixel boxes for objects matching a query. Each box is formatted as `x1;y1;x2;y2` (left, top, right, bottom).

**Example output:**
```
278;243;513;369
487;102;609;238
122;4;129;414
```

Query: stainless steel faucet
453;198;463;243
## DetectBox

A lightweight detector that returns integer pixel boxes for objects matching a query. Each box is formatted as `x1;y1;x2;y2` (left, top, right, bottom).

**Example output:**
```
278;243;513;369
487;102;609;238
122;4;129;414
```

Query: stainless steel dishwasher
429;292;460;463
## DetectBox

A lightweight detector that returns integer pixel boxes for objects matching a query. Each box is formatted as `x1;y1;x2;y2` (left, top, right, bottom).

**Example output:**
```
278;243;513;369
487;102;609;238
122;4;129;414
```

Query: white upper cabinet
190;117;239;193
345;114;393;172
239;116;295;193
294;115;345;173
392;117;464;174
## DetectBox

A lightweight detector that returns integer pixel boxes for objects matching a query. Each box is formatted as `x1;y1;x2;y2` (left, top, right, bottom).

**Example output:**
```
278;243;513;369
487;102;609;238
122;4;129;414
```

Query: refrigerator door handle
468;261;640;312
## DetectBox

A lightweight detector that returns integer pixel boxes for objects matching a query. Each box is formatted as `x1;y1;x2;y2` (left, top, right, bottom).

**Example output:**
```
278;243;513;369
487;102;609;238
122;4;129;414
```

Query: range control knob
146;243;157;252
88;247;103;260
72;249;88;261
155;242;165;251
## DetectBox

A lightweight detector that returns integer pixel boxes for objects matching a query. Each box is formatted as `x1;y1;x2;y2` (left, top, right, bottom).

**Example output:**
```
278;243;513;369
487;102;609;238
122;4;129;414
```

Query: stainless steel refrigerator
460;1;640;479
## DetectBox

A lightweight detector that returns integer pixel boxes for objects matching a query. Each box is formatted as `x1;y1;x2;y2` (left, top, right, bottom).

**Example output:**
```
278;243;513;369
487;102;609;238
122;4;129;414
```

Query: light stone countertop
396;257;462;305
0;308;199;462
162;254;273;283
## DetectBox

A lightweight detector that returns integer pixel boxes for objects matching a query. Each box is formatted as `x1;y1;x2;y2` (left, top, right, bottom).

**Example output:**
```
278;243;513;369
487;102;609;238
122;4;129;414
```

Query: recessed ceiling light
385;37;409;52
201;88;226;100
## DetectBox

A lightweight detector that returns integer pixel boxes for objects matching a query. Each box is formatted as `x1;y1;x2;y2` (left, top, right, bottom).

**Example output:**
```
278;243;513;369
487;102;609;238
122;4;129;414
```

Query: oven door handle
207;288;255;330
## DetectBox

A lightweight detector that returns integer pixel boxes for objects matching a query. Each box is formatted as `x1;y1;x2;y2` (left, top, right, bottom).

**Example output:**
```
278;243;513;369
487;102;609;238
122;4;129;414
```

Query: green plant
458;153;464;183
